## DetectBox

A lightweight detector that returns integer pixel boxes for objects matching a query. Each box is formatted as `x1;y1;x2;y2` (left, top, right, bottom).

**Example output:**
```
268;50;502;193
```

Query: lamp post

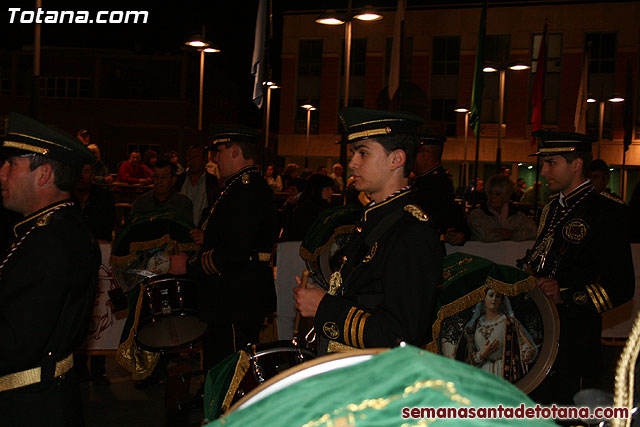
455;107;471;187
587;96;624;158
186;33;221;131
316;3;382;182
301;104;317;168
483;63;530;169
264;81;280;149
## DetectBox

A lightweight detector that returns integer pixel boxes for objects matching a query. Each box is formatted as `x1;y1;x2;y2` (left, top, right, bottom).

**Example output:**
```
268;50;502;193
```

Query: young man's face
541;155;581;193
153;165;175;198
348;139;399;199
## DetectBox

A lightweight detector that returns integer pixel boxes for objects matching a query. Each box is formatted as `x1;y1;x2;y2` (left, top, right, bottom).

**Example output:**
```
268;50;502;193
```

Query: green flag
469;1;487;137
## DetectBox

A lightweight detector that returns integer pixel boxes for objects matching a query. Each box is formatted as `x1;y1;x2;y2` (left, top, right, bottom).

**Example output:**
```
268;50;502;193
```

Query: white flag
388;0;405;101
251;0;267;108
574;48;589;133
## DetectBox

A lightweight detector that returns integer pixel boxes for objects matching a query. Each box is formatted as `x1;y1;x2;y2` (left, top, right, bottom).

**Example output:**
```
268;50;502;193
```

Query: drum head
229;349;386;413
136;315;207;351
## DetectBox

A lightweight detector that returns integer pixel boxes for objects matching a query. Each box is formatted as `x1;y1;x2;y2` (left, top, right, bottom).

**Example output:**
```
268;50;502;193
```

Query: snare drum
135;274;207;351
204;340;315;420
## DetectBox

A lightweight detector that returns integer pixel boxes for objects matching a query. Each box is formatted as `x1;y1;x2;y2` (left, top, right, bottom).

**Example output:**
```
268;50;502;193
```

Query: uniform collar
559;180;592;207
363;186;412;222
13;199;74;237
223;165;258;188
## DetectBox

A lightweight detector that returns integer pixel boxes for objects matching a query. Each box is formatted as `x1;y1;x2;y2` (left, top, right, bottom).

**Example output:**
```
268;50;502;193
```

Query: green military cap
417;127;447;147
530;130;596;156
338;107;423;144
0;112;94;167
207;125;261;151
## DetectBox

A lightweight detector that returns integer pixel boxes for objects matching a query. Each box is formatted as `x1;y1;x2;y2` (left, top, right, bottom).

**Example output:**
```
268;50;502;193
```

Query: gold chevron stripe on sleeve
589;284;608;313
350;310;364;349
596;284;613;311
585;285;603;314
357;312;371;348
343;307;357;346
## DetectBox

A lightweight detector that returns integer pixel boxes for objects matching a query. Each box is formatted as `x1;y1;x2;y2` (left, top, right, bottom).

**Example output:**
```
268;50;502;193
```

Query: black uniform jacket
413;165;468;237
187;166;277;323
529;182;634;317
0;201;100;419
315;189;443;350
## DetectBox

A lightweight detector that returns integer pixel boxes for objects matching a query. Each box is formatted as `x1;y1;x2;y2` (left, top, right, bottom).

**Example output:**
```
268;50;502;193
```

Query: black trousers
201;317;264;373
0;372;84;427
531;311;601;404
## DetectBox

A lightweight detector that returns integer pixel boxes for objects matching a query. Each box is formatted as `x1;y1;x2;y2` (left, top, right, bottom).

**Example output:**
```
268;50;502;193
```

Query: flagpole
470;1;487;186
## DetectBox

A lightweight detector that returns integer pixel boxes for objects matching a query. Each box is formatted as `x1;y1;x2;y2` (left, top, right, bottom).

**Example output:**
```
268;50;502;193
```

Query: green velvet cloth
438;252;533;310
203;352;242;422
299;204;363;260
206;345;557;426
112;207;195;257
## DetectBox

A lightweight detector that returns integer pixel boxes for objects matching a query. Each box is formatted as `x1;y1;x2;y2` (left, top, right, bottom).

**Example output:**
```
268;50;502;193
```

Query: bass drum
135;274;207;351
229;349;385;413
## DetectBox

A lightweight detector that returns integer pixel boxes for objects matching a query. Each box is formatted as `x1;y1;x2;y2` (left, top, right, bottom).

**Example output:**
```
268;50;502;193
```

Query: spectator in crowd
300;168;313;182
118;150;152;184
175;144;219;226
467;175;537;243
329;163;345;193
87;144;113;184
164;150;185;175
142;149;158;171
281;174;334;241
465;178;487;208
281;163;300;190
76;129;90;146
497;166;511;177
512;177;526;202
131;160;193;223
521;181;550;207
264;164;283;192
316;165;328;175
587;158;620;198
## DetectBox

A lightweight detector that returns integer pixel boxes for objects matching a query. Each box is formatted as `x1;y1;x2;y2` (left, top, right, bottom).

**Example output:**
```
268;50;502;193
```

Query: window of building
341;38;366;76
430;99;457;136
586;33;617;139
40;77;91;97
296;40;323;134
432;37;460;75
481;35;510;123
431;37;460;136
484;35;511;65
298;40;323;77
587;33;616;74
529;33;563;124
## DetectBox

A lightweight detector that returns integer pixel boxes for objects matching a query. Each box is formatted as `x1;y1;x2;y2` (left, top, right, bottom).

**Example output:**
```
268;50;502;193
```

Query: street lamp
587;95;625;158
455;107;471;187
185;34;221;131
301;104;317;168
316;2;382;183
483;62;530;169
264;81;280;149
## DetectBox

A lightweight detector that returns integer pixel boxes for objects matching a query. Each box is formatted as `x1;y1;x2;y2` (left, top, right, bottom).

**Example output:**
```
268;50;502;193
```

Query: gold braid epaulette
600;191;624;204
403;204;429;222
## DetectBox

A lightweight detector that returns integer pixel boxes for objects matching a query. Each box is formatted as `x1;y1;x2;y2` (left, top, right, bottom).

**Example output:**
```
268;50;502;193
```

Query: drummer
294;107;443;354
171;126;277;372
